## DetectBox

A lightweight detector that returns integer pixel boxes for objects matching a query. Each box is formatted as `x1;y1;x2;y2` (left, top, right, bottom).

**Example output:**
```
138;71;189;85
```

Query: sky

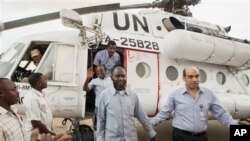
0;0;250;54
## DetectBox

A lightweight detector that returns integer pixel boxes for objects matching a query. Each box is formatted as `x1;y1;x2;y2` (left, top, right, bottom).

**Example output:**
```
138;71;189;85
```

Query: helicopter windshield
0;43;25;77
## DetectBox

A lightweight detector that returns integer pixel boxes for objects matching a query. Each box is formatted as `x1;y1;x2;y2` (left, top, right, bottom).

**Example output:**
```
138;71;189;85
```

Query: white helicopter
1;0;250;139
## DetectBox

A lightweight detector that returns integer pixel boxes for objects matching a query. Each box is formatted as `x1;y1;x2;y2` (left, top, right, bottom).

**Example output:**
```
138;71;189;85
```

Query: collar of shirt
117;90;126;96
105;49;110;57
0;106;17;115
181;86;204;95
109;86;130;96
97;76;109;81
31;88;46;97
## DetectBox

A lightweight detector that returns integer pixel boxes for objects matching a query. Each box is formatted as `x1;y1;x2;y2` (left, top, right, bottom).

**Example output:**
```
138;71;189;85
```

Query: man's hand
30;128;40;141
143;125;149;131
30;128;72;141
150;136;156;141
87;67;94;79
51;133;72;141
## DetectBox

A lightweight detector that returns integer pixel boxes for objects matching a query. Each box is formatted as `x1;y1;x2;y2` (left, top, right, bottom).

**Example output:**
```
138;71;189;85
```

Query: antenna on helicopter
224;26;231;33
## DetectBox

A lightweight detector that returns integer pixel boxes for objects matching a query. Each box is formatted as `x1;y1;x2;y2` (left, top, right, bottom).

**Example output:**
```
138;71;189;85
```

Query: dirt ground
52;117;232;141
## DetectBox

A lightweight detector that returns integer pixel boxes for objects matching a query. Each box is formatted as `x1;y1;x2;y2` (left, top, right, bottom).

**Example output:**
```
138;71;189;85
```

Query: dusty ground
52;117;234;141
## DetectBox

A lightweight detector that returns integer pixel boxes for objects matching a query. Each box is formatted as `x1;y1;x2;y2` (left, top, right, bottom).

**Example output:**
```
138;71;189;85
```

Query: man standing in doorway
93;40;121;76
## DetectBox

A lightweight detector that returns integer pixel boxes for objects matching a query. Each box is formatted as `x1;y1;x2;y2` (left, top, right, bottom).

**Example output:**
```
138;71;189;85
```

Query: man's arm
0;128;6;141
210;93;238;127
83;67;94;91
30;128;71;141
31;121;55;135
23;97;55;135
96;93;107;141
116;53;121;66
151;94;175;127
134;94;156;140
93;51;101;66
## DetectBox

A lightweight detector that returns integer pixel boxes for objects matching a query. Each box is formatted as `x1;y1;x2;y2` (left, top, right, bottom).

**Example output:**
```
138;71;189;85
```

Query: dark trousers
172;127;208;141
92;107;98;130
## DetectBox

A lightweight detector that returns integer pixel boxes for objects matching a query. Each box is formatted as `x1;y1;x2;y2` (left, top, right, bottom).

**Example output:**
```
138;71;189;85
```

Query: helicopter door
36;43;85;117
124;49;159;116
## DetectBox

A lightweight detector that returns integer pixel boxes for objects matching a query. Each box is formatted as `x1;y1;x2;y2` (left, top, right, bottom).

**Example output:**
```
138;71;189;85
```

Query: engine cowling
164;30;250;67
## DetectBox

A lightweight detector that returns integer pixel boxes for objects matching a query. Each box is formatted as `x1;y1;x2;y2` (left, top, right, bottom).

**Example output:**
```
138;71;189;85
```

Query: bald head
183;66;199;77
183;67;200;91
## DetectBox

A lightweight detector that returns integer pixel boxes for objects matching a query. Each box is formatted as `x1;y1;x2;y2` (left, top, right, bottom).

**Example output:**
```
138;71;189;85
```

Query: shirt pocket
39;101;49;114
126;101;135;117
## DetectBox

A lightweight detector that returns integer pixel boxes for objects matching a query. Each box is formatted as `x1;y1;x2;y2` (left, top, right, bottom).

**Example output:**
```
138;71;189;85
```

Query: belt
174;127;206;137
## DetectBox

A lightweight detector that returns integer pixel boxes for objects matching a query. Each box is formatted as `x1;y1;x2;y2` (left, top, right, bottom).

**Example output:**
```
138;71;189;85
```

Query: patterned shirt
23;88;53;140
151;86;238;132
97;86;156;141
88;76;113;107
93;49;121;76
0;106;26;141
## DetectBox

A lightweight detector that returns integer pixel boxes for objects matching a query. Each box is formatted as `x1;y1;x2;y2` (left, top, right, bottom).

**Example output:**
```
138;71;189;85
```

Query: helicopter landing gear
62;118;95;141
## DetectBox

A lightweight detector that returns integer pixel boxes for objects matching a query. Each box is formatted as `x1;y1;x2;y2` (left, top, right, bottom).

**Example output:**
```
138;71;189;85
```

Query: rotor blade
120;3;154;10
2;3;120;31
3;12;60;30
73;3;120;15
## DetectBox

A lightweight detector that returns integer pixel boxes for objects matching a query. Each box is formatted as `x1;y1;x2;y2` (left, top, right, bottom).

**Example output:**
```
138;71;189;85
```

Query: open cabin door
35;43;86;118
124;49;159;116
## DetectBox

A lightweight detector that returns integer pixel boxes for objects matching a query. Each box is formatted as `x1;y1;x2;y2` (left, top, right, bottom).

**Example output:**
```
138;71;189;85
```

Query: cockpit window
37;43;77;83
11;42;50;82
36;45;55;81
0;43;25;77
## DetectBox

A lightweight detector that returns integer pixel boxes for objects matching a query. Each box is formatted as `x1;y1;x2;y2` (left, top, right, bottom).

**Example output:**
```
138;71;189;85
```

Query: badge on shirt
199;104;206;121
200;111;206;120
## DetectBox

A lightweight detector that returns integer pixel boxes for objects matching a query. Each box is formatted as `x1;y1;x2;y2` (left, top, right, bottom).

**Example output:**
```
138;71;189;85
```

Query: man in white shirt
23;73;54;140
83;65;113;129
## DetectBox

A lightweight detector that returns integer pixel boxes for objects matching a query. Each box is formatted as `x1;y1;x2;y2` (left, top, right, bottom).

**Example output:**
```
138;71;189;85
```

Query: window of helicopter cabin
241;74;249;87
216;72;226;85
162;17;185;32
166;66;178;81
199;69;207;83
10;42;50;82
186;23;204;33
0;43;25;78
136;62;151;78
37;43;78;84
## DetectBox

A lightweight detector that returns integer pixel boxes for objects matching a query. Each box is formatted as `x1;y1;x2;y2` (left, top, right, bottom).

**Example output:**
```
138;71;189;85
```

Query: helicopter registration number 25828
105;36;159;51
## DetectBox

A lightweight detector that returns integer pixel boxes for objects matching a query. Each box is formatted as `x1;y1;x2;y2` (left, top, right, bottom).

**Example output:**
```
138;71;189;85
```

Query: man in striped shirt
0;78;26;141
0;78;71;141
